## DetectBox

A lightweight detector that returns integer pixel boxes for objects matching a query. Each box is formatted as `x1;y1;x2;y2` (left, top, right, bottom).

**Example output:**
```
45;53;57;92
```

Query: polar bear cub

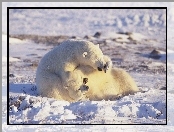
75;55;139;101
36;39;109;101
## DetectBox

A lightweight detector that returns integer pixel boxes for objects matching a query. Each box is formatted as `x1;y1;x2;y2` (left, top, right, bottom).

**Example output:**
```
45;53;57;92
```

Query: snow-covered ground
2;2;174;131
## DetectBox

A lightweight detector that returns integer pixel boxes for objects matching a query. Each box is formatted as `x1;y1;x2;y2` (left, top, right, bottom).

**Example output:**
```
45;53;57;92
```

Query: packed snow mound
8;83;166;124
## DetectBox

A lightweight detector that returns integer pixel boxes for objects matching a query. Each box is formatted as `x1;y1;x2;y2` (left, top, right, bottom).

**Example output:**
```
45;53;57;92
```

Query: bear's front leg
68;87;84;101
61;71;78;89
61;71;88;101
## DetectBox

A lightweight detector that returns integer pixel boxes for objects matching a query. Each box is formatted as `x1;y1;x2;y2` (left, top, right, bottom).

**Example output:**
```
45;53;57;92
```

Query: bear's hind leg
36;71;68;100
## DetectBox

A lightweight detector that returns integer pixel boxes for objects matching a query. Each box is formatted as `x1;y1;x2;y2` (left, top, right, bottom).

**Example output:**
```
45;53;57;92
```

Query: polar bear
75;55;139;101
36;39;109;102
36;38;139;102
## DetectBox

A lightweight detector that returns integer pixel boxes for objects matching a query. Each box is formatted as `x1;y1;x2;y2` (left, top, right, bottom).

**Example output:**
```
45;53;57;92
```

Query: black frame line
7;7;167;125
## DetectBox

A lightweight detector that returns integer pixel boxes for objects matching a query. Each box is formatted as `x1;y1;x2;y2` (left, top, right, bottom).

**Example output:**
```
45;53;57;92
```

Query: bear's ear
83;52;88;57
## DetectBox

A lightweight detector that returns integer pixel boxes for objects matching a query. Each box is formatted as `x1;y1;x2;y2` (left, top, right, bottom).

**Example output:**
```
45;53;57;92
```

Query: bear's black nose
97;67;102;71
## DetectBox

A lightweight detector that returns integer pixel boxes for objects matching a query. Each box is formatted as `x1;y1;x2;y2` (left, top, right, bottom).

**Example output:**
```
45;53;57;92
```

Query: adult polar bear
36;39;109;102
36;39;139;102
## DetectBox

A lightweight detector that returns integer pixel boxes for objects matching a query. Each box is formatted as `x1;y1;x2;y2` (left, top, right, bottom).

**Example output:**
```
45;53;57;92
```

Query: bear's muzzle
97;67;103;71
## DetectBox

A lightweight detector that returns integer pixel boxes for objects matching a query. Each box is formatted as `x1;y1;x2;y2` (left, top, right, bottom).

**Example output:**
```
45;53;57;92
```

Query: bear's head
77;42;105;71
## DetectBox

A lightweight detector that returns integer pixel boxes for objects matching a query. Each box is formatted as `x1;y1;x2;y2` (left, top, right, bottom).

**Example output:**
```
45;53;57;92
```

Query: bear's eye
83;52;88;58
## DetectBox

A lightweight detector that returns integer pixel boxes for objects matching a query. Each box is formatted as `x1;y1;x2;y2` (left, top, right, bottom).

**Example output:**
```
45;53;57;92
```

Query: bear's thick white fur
36;39;139;102
36;39;108;101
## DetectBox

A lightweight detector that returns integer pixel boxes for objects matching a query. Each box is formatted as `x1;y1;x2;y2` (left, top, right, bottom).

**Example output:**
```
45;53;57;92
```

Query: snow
9;37;28;44
129;32;146;41
2;2;174;131
9;57;21;62
8;87;166;124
